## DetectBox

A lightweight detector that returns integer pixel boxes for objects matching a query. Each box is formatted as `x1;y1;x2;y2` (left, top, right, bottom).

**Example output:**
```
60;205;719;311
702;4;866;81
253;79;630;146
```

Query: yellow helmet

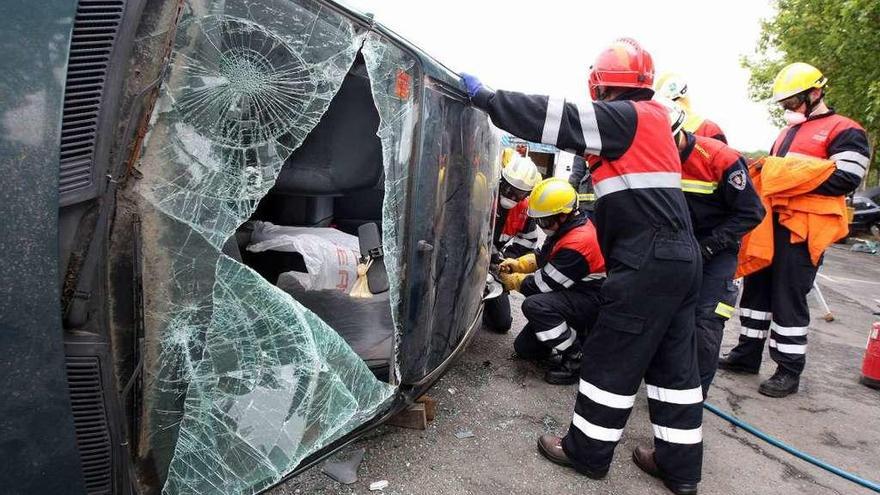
654;72;688;101
502;155;542;192
527;178;578;218
501;147;516;168
772;62;827;102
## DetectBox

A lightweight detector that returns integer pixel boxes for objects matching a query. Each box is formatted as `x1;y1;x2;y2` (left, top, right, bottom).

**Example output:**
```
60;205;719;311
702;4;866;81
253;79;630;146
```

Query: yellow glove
499;253;537;274
499;272;527;292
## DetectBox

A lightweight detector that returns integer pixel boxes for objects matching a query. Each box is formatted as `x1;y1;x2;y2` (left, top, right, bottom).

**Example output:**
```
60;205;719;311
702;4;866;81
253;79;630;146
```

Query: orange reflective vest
736;156;849;278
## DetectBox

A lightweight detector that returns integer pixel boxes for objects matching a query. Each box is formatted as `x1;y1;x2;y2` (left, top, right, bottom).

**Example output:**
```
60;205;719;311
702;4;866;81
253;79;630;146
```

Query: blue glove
460;73;484;98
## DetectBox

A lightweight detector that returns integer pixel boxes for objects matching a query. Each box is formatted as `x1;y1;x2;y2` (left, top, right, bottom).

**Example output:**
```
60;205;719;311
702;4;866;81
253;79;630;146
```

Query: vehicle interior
221;52;395;380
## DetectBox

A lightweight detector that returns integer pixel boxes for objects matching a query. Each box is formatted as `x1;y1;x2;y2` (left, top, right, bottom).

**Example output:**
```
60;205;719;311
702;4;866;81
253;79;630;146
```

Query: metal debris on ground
369;480;389;491
852;241;880;255
454;430;475;439
321;448;365;485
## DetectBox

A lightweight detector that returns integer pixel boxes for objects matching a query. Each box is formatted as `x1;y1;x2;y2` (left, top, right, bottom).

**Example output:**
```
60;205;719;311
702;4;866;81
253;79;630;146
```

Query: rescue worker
658;98;765;396
462;38;704;494
655;72;728;143
484;155;543;332
718;63;872;397
498;178;605;385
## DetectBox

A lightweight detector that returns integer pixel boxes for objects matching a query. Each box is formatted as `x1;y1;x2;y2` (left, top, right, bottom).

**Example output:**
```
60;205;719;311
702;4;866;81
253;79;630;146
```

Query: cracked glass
132;0;414;492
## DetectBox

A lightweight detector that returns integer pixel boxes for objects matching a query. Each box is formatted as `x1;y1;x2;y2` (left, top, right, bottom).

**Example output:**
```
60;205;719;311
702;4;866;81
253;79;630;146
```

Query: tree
742;0;880;186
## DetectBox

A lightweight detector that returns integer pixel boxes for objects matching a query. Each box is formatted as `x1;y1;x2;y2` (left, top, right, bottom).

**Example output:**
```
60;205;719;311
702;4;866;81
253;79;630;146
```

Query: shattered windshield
132;0;417;492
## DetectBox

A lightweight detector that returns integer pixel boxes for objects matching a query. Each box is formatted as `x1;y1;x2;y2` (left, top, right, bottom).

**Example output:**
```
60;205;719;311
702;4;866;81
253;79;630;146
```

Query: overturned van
0;0;500;493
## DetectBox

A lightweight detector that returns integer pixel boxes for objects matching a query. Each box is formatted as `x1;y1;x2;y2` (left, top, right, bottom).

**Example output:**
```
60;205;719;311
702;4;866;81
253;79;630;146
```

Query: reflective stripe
681;179;718;194
646;385;703;405
769;339;807;354
770;322;808;337
541;97;565;146
521;229;540;240
498;234;512;242
830;151;869;178
533;270;553;292
741;328;768;339
544;264;575;288
578;193;596;202
652;424;703;445
835;159;868;178
582;272;607;281
535;322;567;342
715;302;735;319
579;380;636;409
555;329;578;352
574;101;602;155
572;412;624;442
593;172;682;198
740;307;772;321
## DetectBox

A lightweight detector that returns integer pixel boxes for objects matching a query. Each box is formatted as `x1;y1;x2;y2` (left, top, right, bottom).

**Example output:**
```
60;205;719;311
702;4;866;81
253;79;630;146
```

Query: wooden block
416;395;437;422
388;403;427;430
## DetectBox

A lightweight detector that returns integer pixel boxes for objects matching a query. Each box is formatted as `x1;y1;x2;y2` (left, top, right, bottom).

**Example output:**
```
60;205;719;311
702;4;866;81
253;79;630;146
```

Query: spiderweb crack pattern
130;0;419;492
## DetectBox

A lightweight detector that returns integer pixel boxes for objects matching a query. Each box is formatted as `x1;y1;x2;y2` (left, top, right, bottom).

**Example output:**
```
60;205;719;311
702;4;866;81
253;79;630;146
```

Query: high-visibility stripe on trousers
725;216;819;375
561;233;704;486
514;287;602;361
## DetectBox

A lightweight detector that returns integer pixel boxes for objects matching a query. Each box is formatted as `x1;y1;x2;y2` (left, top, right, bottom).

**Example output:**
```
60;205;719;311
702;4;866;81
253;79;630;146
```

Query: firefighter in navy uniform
655;72;727;143
484;155;543;332
659;98;765;396
498;178;605;385
719;63;872;397
462;38;704;494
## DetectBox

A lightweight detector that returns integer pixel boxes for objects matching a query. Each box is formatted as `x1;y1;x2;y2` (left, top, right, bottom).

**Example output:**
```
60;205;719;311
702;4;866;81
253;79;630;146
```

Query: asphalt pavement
274;243;880;495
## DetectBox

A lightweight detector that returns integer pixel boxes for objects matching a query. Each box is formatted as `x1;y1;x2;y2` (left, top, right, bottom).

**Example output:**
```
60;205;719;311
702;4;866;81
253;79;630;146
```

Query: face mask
499;196;517;209
783;109;807;125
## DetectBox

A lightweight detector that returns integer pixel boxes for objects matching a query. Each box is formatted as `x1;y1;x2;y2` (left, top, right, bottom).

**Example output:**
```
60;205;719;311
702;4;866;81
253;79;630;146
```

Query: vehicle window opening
234;52;396;380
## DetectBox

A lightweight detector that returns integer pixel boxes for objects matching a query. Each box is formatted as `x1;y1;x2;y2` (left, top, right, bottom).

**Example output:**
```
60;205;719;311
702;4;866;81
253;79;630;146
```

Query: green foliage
742;0;880;185
742;150;770;161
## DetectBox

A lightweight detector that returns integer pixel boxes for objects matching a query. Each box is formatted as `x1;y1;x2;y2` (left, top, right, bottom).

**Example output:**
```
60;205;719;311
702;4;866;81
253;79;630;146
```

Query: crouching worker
499;178;606;385
484;154;543;332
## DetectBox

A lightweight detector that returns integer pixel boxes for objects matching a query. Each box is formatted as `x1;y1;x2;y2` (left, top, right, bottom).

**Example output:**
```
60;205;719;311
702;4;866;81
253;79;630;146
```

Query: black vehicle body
0;0;500;493
852;191;880;233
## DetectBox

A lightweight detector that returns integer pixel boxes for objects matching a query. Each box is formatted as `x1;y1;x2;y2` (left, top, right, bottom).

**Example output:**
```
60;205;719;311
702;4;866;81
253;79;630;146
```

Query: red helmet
588;38;655;100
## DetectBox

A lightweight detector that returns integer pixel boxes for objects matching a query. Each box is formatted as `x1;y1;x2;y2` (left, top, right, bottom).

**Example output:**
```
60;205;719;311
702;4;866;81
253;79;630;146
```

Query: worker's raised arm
461;74;637;160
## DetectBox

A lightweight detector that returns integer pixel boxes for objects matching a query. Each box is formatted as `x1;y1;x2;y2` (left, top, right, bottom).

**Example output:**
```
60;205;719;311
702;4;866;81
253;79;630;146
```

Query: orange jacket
736;156;848;278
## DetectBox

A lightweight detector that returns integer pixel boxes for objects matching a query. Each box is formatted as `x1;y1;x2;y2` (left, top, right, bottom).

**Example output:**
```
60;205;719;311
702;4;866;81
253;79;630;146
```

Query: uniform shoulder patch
728;169;747;191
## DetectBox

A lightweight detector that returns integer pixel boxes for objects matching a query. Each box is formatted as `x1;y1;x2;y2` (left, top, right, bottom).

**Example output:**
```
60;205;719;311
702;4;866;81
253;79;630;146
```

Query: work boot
536;435;607;480
758;368;800;398
544;351;581;385
717;354;759;375
631;446;698;495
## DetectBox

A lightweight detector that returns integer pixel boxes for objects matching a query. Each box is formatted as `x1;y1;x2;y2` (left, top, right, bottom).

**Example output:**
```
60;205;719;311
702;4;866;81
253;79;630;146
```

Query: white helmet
655;72;688;101
501;156;541;192
654;96;687;136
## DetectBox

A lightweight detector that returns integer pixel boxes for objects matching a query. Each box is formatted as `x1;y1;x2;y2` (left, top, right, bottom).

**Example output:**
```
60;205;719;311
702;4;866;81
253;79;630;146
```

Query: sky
342;0;780;152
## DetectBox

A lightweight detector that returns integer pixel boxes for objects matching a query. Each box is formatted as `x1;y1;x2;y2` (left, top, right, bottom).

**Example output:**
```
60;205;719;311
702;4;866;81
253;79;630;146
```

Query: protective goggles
499;180;530;203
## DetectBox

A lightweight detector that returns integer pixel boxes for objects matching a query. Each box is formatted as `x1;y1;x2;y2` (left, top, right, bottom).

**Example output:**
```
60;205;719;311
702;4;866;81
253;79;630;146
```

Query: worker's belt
681;179;717;195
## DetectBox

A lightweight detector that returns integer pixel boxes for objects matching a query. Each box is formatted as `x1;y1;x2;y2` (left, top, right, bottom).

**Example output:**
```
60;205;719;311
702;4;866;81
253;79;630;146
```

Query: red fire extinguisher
861;321;880;389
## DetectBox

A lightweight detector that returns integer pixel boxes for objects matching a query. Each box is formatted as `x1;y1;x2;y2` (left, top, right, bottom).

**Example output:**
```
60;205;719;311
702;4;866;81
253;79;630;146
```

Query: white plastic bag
246;221;360;293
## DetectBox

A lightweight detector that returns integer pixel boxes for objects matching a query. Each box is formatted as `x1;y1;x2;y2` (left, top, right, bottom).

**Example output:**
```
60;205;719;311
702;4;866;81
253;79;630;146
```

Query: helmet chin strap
801;90;823;118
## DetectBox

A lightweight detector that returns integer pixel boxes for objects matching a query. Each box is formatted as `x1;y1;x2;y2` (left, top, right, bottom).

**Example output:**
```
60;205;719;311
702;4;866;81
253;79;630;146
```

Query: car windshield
132;0;424;492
